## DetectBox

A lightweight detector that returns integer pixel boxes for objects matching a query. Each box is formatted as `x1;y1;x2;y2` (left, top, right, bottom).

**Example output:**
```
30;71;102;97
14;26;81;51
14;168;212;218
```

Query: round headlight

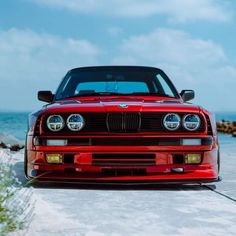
163;113;181;131
67;114;85;131
182;114;201;131
47;115;64;132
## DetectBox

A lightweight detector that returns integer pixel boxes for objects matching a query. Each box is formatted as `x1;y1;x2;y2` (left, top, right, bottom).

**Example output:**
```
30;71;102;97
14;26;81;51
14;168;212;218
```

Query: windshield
55;67;179;100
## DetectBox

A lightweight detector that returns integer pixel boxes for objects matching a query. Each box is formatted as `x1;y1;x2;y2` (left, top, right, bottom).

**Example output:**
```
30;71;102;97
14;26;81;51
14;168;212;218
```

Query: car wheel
24;148;29;179
217;149;220;174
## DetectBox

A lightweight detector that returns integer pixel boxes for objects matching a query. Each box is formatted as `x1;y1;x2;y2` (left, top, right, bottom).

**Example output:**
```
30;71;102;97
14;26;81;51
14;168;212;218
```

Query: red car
25;66;220;183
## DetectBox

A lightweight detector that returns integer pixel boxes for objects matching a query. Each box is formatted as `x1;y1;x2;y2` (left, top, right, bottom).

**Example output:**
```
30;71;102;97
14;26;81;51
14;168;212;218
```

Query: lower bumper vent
92;153;156;166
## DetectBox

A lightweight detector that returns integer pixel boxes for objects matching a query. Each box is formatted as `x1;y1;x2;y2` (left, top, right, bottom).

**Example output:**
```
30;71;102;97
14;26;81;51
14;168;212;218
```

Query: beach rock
10;144;24;151
0;133;24;151
0;142;8;149
217;120;236;136
0;133;22;145
0;141;24;151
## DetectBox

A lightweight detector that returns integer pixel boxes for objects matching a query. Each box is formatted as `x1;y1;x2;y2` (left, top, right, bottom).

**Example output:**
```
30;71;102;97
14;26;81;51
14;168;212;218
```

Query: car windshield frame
54;66;180;100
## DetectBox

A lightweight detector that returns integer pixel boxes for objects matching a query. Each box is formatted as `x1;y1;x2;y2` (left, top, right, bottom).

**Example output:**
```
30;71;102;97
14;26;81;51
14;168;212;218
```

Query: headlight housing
47;115;64;131
67;114;85;131
163;113;181;131
182;114;201;131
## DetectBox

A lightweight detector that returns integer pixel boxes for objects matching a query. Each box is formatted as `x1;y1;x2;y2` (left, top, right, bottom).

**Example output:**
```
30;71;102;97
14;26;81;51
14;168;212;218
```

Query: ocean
0;111;235;143
215;112;236;122
0;112;29;142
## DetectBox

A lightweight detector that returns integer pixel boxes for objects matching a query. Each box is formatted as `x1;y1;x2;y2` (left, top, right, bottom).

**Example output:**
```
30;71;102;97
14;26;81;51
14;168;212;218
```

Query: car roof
69;65;164;73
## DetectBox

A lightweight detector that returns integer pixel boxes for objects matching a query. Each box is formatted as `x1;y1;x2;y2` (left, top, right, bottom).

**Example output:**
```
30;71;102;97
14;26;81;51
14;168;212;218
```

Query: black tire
24;148;29;179
217;149;220;174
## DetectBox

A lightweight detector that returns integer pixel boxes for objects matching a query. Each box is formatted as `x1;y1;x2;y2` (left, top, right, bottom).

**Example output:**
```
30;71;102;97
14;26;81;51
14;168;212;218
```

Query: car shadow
13;161;216;191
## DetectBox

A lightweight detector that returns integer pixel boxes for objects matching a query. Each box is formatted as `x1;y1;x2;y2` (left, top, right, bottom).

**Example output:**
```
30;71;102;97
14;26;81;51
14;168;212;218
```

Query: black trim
28;177;221;185
205;114;213;135
92;153;156;166
39;137;213;147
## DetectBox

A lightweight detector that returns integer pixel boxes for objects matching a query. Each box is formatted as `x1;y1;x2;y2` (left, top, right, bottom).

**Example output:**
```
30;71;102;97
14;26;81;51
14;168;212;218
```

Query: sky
0;0;236;112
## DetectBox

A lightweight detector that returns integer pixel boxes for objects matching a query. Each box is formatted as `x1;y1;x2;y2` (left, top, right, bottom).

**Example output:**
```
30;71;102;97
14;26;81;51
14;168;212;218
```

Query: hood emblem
119;104;128;108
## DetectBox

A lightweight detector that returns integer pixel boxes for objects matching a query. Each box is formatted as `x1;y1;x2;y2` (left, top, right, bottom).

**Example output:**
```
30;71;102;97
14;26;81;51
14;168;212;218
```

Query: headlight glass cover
182;114;201;131
67;114;85;131
163;113;181;131
47;115;64;131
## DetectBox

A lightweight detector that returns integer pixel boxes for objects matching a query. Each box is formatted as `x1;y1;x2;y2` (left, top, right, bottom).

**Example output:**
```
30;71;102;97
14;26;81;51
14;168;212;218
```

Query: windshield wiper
61;92;176;99
129;92;175;98
92;92;123;96
63;92;123;98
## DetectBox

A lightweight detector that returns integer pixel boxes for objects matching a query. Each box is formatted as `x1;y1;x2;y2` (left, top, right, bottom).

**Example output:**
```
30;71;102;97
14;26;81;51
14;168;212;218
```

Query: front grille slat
106;112;141;132
124;112;141;132
141;113;163;131
107;113;123;132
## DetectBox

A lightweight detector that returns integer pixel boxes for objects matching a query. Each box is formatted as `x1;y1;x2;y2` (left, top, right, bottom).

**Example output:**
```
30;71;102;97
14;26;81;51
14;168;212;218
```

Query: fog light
46;139;67;146
46;154;63;163
185;154;201;164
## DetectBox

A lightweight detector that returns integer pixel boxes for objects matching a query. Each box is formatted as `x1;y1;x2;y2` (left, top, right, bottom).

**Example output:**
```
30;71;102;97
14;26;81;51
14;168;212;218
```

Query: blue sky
0;0;236;112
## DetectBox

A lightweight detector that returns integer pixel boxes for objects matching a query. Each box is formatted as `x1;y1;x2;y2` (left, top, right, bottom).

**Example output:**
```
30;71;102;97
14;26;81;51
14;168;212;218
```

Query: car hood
42;97;201;114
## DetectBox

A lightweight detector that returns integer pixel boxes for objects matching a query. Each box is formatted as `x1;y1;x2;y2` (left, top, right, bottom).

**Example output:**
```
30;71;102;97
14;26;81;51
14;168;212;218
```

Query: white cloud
113;28;227;67
0;28;101;111
112;28;236;111
1;27;235;112
30;0;232;23
107;27;124;37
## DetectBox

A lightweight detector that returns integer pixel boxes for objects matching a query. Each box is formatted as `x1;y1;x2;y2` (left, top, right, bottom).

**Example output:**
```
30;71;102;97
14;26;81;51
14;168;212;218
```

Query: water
0;112;29;141
215;112;236;122
0;111;235;144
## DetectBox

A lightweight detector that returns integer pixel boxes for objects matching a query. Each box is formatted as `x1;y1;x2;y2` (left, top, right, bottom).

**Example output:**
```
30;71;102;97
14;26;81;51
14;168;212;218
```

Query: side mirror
180;90;195;102
38;91;54;103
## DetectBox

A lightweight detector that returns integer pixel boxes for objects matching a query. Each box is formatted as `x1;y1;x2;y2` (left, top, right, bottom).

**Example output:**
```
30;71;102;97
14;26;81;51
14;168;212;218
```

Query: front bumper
26;135;219;183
